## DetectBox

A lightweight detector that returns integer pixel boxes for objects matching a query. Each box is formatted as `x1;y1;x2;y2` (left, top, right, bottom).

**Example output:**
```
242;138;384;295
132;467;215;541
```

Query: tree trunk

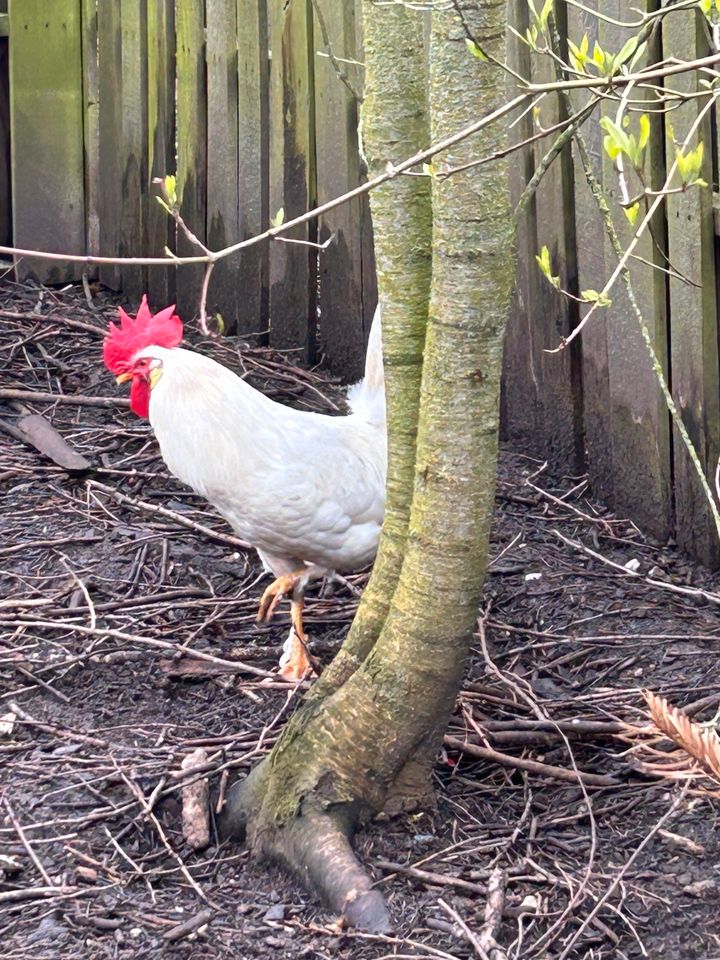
315;2;431;697
219;0;514;931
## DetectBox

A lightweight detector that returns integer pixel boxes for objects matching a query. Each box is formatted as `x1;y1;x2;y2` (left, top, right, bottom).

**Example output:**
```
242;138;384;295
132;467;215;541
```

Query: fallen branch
443;736;618;787
0;388;129;409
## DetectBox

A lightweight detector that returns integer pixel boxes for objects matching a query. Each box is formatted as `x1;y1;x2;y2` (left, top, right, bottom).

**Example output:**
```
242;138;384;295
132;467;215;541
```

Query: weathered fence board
313;0;365;380
597;1;671;541
267;0;315;356
98;0;148;300
175;0;207;320
8;0;85;282
237;0;269;336
502;0;539;451
145;0;175;306
566;0;613;503
80;0;100;258
664;10;720;565
503;0;583;474
0;31;9;247
206;0;241;331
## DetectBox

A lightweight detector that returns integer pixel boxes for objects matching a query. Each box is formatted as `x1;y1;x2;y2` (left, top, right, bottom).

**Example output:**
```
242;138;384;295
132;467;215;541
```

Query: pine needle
643;690;720;786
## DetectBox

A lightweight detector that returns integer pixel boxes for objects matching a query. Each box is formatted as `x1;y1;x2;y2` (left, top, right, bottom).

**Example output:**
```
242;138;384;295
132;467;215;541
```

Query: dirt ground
2;282;720;960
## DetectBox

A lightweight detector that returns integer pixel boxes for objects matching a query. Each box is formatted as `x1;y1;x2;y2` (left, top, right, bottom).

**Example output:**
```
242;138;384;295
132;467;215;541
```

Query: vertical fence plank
267;0;315;356
664;10;720;565
566;0;613;503
8;0;85;282
0;29;9;247
97;0;148;299
81;0;100;260
502;0;539;448
503;1;583;473
97;1;122;291
237;0;269;336
313;0;365;380
146;0;175;307
175;0;207;321
597;1;671;541
353;0;378;344
206;0;240;331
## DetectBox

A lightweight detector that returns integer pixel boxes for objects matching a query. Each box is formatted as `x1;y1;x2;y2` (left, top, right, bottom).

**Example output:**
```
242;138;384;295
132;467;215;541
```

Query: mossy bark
219;0;514;931
316;2;431;695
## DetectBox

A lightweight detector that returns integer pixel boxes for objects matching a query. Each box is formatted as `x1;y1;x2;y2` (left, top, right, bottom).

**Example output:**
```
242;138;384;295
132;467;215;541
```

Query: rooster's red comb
103;295;183;373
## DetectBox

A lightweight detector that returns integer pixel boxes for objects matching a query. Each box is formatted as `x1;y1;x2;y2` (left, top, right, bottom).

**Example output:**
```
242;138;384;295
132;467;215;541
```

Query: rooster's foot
278;628;317;682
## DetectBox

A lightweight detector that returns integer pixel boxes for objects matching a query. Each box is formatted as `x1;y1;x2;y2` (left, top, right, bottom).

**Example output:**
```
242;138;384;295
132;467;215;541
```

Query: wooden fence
3;2;720;565
1;0;376;380
502;0;720;566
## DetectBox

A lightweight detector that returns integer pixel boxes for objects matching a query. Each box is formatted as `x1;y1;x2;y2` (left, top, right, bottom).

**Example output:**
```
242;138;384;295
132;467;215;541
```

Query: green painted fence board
313;0;365;380
267;0;315;356
146;0;175;307
175;0;207;322
8;0;85;282
664;9;720;565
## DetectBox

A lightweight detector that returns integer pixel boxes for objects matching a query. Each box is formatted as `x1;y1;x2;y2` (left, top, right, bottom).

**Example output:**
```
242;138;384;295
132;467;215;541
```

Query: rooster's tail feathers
347;304;385;424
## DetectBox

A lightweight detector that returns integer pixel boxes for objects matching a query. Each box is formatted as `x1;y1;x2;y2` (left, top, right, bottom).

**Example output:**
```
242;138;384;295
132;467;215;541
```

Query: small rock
683;878;716;897
264;904;286;922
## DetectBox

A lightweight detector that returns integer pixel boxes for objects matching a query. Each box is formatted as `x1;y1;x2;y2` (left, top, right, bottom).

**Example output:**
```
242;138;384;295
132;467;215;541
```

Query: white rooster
104;297;386;679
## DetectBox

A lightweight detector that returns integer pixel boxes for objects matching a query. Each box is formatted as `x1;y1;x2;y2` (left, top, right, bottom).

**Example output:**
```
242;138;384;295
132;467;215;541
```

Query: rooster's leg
257;569;316;680
256;569;307;624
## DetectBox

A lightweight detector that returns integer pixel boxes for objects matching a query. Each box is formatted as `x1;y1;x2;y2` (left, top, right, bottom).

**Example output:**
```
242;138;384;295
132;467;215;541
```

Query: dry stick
164;908;214;943
443;736;616;787
3;797;55;887
0;885;88;905
86;479;251;550
103;826;156;904
0;388;129;409
375;860;489;897
556;784;689;960
477;868;509;960
439;899;489;960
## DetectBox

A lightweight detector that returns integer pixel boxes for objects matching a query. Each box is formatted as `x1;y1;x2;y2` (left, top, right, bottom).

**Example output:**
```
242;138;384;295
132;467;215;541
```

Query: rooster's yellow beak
116;372;132;385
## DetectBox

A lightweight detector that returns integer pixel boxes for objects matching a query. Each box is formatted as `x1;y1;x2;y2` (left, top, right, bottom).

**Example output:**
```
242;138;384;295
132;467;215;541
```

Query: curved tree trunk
219;0;514;931
315;3;431;697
